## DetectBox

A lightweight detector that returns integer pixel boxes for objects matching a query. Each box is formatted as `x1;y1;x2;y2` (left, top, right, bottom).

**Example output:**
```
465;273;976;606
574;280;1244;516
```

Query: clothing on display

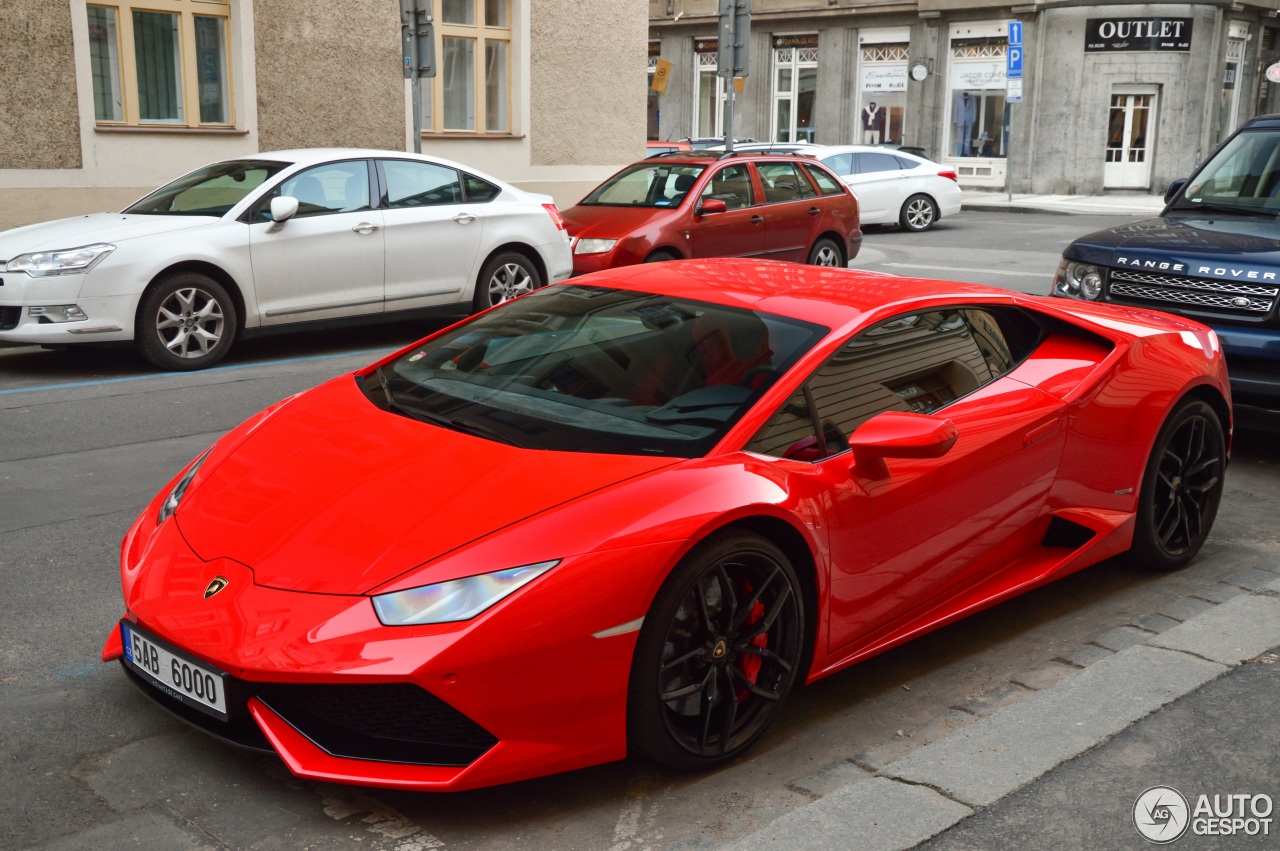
952;91;976;156
862;102;885;145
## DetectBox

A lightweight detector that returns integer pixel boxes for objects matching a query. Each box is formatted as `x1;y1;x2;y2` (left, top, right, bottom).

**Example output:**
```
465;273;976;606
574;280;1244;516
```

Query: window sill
95;125;249;136
421;132;526;140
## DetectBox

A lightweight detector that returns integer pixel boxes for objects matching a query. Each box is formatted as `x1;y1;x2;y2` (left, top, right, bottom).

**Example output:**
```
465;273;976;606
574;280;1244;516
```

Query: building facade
0;0;646;230
649;0;1280;194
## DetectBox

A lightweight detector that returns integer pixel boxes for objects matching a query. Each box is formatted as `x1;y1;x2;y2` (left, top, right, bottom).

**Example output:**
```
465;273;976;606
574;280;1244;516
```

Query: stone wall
0;1;81;169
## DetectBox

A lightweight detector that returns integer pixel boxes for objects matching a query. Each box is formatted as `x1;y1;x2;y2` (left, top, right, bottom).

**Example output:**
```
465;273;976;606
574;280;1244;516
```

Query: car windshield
124;159;290;217
1172;128;1280;215
364;284;827;457
579;163;707;208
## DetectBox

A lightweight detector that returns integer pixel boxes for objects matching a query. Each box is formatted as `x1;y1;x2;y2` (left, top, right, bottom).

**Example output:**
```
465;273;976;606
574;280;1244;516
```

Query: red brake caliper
735;584;767;701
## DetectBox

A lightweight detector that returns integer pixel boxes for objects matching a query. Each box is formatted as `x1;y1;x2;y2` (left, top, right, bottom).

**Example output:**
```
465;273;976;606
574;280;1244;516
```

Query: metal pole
409;19;422;153
723;3;736;152
1005;104;1012;202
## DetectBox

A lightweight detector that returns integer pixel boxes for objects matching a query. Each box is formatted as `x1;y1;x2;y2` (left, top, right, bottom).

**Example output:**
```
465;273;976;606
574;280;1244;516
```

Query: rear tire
899;194;938;232
473;251;541;312
627;530;805;770
134;272;237;371
1130;399;1226;570
807;237;843;267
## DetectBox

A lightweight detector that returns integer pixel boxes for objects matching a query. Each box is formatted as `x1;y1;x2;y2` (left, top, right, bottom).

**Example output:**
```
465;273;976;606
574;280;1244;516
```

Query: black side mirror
1164;179;1187;205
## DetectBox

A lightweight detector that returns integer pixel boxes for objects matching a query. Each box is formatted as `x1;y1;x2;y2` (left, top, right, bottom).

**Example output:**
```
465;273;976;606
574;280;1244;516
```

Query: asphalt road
2;210;1277;850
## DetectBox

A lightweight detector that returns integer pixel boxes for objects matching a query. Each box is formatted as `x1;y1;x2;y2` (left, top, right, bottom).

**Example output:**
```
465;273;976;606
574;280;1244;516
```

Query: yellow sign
651;58;673;94
733;77;746;93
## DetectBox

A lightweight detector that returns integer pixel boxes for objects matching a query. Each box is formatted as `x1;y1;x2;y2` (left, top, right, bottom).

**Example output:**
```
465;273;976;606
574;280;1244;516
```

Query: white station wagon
0;149;573;370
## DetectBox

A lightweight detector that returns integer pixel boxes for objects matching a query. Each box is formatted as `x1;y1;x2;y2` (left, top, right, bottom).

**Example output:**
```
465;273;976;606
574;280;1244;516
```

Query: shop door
1104;91;1157;189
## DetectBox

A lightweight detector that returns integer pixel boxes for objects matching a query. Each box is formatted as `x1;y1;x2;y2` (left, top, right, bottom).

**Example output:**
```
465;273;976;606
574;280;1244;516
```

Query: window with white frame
692;38;724;138
87;0;232;126
858;40;908;145
947;29;1008;159
771;35;818;143
419;0;512;134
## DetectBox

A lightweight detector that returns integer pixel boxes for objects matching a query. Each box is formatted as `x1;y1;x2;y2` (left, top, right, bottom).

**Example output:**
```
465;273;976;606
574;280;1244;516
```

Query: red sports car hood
175;376;676;595
562;204;677;238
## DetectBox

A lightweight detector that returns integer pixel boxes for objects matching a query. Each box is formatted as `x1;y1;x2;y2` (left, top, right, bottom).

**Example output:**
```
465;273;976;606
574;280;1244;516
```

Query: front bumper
0;271;134;343
106;504;682;791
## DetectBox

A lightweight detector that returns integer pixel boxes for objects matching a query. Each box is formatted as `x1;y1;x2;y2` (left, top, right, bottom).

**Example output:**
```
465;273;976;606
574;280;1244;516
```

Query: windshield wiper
375;370;528;447
1178;200;1279;218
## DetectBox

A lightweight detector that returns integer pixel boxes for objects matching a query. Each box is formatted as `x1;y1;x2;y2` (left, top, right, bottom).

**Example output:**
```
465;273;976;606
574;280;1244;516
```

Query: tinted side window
855;152;904;175
701;164;756;209
820;153;853;176
893;156;922;170
260;161;371;220
803;164;846;196
962;308;1043;377
758;162;812;203
465;174;501;202
384;160;463;207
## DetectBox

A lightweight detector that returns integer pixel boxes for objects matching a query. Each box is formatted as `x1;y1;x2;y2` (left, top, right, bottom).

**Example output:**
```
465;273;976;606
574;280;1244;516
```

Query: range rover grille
1108;269;1278;316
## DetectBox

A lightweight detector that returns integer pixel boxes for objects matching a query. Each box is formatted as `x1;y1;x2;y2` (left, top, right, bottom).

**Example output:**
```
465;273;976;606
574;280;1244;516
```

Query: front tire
134;272;237;371
899;194;939;232
807;237;843;267
1130;399;1226;570
473;251;541;312
627;530;805;770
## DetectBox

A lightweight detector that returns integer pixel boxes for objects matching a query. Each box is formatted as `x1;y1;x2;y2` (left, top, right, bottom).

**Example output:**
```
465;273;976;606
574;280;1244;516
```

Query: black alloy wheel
1131;399;1226;570
628;531;805;770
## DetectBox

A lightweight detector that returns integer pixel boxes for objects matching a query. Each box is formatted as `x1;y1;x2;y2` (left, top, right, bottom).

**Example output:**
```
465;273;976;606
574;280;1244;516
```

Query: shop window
420;0;512;134
948;36;1008;160
771;35;818;143
87;1;232;127
859;43;908;145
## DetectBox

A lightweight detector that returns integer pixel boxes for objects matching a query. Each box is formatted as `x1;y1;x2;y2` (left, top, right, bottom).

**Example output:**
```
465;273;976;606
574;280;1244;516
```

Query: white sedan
813;146;962;232
0;149;572;370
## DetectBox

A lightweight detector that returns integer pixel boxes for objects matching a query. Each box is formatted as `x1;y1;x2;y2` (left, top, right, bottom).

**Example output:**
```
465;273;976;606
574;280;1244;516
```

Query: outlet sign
1085;18;1192;52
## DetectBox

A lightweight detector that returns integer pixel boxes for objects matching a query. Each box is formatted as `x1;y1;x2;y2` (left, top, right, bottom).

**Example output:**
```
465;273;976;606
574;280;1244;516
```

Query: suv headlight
1052;259;1104;301
5;243;115;277
372;560;559;625
574;238;617;255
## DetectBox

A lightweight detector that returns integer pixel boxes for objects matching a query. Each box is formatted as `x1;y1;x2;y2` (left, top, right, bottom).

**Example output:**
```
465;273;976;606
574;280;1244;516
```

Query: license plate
120;621;228;718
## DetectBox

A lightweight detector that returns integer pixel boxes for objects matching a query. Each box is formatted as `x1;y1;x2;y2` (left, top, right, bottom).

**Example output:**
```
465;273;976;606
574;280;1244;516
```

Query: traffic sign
1008;21;1023;46
1007;78;1023;102
1007;45;1023;78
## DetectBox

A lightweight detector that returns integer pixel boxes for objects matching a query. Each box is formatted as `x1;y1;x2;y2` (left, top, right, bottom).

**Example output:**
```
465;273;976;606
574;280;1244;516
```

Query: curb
722;577;1280;851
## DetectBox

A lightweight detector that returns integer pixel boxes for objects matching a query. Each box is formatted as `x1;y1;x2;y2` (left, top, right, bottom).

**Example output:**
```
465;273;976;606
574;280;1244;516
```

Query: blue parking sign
1007;45;1023;78
1008;21;1023;46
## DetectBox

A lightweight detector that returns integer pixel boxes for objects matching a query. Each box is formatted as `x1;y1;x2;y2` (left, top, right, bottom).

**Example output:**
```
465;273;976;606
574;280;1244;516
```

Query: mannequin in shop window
952;91;976;156
862;101;885;145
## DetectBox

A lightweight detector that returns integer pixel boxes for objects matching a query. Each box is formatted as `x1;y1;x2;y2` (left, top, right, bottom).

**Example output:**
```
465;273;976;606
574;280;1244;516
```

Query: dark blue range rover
1052;114;1280;427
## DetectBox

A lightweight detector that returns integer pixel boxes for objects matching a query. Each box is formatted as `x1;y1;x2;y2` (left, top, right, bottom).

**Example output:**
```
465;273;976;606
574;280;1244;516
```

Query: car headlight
371;560;559;625
1052;259;1104;301
157;448;213;524
5;243;115;277
574;238;618;255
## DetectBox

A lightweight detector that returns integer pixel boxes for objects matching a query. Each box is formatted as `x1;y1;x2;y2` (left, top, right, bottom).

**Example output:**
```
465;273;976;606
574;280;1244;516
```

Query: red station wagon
562;151;861;275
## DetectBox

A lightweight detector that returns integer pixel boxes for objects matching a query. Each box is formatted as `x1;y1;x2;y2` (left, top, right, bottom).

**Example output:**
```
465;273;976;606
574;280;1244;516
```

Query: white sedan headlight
574;238;617;255
372;560;559;625
5;243;115;277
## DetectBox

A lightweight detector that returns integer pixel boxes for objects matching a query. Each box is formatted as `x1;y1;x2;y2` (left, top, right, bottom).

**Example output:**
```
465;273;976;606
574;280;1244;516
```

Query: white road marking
879;262;1032;278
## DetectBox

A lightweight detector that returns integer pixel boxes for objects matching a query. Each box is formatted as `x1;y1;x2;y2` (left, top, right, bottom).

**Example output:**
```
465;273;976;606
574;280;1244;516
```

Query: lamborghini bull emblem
204;576;229;599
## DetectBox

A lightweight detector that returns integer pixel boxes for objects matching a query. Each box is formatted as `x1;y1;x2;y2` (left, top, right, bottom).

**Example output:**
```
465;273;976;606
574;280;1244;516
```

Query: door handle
1023;420;1062;448
808;207;822;215
750;215;764;224
453;212;478;224
351;223;380;234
